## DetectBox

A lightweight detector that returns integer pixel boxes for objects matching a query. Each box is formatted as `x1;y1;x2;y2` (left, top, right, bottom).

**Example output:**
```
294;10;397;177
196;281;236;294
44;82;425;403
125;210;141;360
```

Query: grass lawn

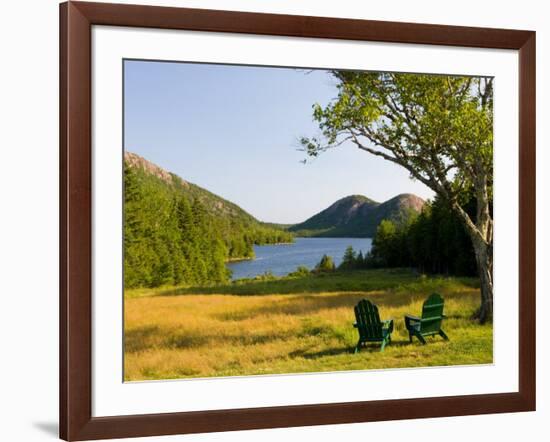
124;269;493;381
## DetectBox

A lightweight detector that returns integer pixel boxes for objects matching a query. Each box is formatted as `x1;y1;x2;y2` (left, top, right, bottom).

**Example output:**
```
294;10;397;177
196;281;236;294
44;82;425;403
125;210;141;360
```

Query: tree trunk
472;239;493;323
451;198;493;324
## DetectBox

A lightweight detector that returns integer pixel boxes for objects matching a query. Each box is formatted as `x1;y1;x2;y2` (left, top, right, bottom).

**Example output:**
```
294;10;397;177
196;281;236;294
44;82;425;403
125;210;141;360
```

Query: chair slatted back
420;293;445;334
354;299;383;340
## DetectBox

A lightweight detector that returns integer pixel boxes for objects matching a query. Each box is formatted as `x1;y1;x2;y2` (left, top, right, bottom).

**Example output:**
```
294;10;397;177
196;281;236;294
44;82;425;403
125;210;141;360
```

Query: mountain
123;152;293;288
125;152;260;225
288;193;425;238
123;151;425;288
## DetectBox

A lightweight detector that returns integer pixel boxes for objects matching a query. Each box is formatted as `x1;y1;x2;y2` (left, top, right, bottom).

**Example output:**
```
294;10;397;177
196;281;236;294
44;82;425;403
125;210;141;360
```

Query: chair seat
404;293;449;344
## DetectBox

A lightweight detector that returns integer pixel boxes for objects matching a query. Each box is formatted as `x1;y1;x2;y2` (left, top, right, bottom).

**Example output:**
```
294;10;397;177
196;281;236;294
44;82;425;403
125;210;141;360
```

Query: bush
288;266;311;278
253;271;277;281
314;254;335;273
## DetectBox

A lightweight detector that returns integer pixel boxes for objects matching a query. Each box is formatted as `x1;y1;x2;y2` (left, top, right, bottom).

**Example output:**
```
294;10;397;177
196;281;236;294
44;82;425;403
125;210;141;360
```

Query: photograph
123;60;494;381
1;0;543;440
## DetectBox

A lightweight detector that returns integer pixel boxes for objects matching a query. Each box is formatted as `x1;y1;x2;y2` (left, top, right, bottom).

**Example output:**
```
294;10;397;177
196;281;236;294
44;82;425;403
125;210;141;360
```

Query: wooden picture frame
60;1;536;440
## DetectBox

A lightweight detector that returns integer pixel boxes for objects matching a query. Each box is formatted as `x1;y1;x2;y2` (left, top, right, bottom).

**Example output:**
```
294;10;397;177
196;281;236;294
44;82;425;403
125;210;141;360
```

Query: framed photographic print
60;1;536;440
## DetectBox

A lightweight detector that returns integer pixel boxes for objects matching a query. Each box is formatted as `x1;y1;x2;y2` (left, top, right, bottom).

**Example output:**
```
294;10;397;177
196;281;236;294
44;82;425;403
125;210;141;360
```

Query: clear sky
124;60;433;224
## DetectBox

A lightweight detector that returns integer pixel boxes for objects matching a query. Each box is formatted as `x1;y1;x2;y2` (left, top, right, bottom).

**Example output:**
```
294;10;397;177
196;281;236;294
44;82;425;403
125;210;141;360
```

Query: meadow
124;269;493;381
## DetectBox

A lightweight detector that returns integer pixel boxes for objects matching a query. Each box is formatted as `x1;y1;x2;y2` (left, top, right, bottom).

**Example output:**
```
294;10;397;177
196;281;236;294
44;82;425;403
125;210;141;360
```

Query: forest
364;195;480;276
123;162;293;288
295;194;479;278
124;152;482;289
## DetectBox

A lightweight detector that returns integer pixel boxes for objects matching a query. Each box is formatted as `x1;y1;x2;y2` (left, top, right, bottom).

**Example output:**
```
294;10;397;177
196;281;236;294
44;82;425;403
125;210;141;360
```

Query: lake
227;237;372;280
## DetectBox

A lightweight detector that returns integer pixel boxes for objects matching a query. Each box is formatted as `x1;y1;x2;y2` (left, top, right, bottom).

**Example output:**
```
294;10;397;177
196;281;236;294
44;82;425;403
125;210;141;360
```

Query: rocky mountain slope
289;193;425;237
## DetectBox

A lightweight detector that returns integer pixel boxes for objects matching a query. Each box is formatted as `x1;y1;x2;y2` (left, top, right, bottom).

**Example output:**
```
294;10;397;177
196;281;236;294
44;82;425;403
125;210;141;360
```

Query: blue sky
124;60;433;224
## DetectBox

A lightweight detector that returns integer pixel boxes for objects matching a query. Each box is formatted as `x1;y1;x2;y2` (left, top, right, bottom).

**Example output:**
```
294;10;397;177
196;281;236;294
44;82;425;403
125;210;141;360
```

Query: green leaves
314;254;336;273
301;72;494;204
123;162;292;289
369;195;478;276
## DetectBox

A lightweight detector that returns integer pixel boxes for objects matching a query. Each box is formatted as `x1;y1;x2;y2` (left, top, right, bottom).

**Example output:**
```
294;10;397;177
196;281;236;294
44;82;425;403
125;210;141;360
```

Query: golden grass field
124;270;493;381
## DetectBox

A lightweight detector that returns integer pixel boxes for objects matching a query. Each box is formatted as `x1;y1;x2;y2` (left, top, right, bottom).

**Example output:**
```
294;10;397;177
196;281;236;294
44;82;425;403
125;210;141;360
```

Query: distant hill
126;152;259;225
124;151;425;287
289;193;425;238
124;152;293;288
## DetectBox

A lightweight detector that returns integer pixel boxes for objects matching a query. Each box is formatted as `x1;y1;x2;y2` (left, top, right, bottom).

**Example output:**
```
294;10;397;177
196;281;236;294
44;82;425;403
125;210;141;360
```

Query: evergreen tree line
124;163;293;288
312;195;479;276
311;247;367;273
366;195;478;276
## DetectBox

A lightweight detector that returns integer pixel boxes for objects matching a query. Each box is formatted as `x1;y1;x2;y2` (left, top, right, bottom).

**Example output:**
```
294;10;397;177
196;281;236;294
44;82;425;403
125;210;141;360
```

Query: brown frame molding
60;1;536;440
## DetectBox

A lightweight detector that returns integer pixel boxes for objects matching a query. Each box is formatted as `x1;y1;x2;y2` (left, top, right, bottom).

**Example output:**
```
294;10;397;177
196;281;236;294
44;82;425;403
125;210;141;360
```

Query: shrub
314;254;335;273
288;266;311;278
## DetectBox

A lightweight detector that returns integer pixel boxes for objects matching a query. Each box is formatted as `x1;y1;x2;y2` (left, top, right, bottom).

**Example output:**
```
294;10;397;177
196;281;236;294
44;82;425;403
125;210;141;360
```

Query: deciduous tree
301;72;493;322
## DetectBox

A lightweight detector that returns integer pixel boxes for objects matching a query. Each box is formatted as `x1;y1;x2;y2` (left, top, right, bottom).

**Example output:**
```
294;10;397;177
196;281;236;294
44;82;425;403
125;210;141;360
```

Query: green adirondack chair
353;299;394;353
405;293;449;344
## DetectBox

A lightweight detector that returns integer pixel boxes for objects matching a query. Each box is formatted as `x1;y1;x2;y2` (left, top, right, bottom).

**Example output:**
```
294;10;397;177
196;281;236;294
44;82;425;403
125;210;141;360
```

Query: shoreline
226;256;254;263
226;241;296;263
226;237;373;269
295;236;373;239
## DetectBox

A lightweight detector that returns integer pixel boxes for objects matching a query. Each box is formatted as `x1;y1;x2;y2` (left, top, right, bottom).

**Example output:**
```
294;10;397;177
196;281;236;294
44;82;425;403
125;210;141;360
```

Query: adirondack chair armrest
420;316;443;323
383;319;394;333
404;315;421;331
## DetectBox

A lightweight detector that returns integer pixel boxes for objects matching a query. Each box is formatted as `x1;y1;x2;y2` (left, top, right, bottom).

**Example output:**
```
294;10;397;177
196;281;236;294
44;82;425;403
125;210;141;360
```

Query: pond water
227;237;372;280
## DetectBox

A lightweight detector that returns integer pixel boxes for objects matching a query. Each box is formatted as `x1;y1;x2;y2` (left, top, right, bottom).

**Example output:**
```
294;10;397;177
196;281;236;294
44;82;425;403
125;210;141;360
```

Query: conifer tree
339;246;357;270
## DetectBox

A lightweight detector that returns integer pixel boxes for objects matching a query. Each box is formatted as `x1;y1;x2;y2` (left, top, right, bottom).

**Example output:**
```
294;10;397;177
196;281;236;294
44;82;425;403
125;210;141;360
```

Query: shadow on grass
290;340;416;359
156;269;419;297
124;325;160;353
215;291;428;321
125;325;299;352
153;269;478;298
289;347;353;359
